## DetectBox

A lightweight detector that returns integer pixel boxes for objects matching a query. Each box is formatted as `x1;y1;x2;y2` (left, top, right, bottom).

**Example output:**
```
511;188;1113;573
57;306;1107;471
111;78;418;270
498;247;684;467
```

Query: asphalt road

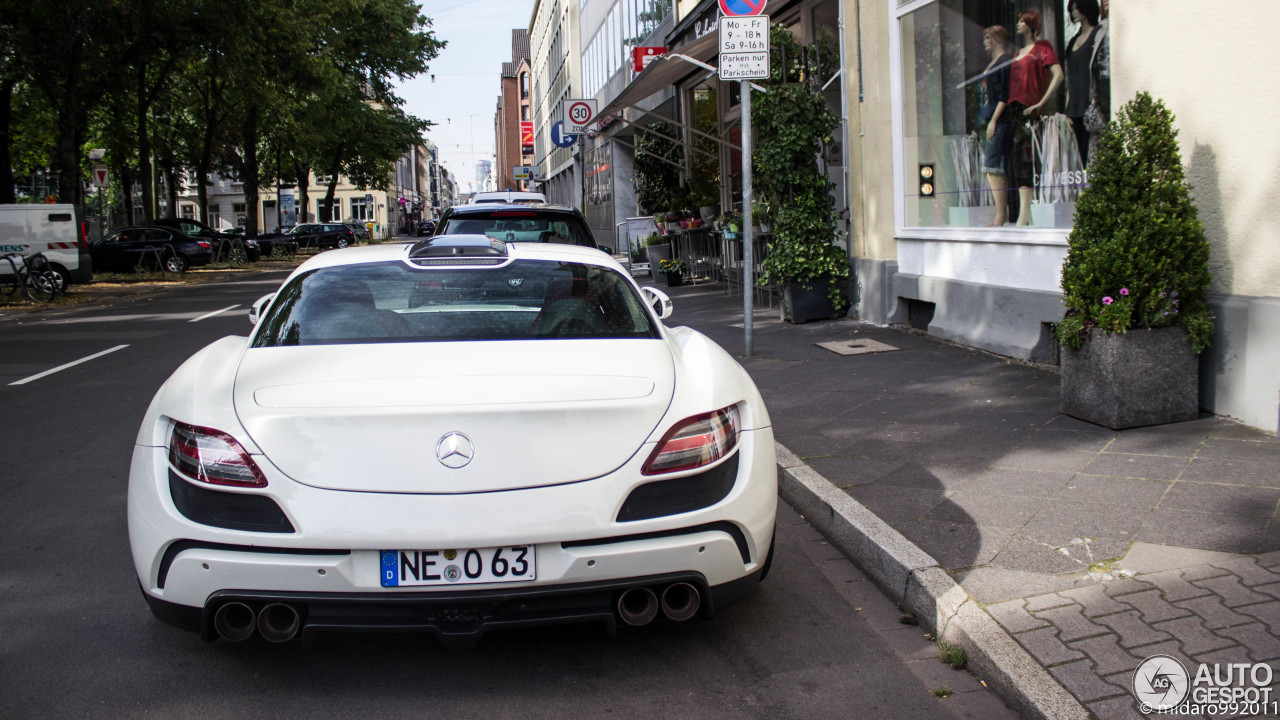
0;272;1014;719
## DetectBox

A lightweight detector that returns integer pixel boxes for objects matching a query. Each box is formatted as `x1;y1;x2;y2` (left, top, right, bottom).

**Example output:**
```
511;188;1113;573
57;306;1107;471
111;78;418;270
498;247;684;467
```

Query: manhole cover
816;338;900;356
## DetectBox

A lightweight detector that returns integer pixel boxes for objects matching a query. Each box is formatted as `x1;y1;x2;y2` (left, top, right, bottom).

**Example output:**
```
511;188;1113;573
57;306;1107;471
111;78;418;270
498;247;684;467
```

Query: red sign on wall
520;121;534;145
633;46;667;73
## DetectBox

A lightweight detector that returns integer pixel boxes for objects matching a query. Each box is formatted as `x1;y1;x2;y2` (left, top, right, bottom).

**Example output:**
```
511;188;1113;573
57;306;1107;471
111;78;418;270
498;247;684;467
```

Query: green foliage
640;233;667;247
1058;92;1213;353
633;122;681;214
753;25;847;310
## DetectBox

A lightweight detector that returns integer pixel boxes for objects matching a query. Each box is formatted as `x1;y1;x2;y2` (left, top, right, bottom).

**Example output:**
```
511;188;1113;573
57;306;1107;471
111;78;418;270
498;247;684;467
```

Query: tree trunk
136;64;154;222
119;165;135;224
56;103;81;206
242;110;260;236
323;147;343;222
0;80;15;203
163;162;178;217
293;162;311;223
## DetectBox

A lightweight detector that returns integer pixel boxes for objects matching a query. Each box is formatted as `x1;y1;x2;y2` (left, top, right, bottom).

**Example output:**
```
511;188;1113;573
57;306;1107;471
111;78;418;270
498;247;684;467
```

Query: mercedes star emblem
435;432;475;469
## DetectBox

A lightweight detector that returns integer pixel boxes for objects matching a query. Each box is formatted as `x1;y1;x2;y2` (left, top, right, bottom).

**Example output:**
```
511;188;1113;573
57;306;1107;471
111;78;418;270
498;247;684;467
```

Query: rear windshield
439;211;595;247
252;259;659;346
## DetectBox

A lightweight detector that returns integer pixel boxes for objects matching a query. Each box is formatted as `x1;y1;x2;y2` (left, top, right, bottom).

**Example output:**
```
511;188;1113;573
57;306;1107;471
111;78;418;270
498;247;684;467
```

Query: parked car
416;219;437;237
284;222;357;250
238;228;299;259
435;203;610;252
470;190;547;204
155;217;258;263
90;226;213;273
344;221;372;241
127;236;776;646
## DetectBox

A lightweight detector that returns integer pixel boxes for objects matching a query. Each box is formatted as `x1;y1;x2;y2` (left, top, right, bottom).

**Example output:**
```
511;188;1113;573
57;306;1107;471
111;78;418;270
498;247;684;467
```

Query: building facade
848;0;1280;433
529;0;582;207
496;30;535;193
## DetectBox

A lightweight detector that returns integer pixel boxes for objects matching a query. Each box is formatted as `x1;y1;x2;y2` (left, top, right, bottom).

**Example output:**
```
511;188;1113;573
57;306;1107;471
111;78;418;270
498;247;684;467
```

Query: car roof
286;235;620;277
443;202;582;216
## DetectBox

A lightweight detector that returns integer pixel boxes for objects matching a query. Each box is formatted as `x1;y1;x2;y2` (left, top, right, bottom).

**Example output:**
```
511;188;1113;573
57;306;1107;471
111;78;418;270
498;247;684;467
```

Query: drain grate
816;338;900;356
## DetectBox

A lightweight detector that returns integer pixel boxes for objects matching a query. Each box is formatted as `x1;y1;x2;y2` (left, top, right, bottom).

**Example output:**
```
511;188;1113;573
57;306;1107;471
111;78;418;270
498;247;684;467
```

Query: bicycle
1;252;61;303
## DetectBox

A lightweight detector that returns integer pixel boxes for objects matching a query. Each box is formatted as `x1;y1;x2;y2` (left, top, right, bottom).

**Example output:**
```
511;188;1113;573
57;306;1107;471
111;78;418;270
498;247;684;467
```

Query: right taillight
642;405;740;475
169;421;267;488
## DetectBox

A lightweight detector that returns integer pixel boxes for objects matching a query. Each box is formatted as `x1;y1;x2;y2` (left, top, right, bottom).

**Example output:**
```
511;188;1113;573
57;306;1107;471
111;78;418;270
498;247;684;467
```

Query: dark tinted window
253;259;658;347
440;210;595;247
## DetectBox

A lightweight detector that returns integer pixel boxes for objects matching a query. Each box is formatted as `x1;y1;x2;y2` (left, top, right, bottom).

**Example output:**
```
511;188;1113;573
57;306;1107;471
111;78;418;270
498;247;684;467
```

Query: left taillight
196;240;212;249
642;405;740;476
168;421;267;488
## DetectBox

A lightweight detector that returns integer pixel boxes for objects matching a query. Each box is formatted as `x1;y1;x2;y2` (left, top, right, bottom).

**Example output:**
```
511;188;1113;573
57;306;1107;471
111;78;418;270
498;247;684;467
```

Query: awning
598;33;719;119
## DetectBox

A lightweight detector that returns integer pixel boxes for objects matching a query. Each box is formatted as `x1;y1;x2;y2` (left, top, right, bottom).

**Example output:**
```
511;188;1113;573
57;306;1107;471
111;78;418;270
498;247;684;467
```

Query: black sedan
285;222;356;250
156;217;259;263
434;203;609;252
90;226;214;273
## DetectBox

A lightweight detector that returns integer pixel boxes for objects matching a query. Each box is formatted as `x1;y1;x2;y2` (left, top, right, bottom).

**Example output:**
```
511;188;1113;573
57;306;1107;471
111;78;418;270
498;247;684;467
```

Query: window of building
351;198;373;221
894;0;1106;232
317;199;339;222
180;204;195;220
233;202;247;227
206;205;221;229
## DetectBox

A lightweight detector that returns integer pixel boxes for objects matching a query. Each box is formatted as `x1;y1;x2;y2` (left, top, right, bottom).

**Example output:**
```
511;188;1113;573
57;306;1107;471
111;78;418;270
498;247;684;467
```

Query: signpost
562;99;598;134
718;12;768;356
92;165;109;189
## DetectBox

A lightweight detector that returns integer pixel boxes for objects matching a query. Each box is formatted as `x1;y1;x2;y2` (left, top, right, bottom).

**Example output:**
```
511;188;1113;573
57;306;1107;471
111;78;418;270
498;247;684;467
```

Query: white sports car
128;236;777;646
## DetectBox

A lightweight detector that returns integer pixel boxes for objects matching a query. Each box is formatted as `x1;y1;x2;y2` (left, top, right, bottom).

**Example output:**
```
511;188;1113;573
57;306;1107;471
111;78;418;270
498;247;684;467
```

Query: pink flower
1120;288;1130;296
1103;296;1114;305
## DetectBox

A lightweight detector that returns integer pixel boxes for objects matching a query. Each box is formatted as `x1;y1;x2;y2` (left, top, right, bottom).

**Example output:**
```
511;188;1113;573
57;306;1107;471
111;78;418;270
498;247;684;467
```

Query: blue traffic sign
719;0;767;17
551;121;578;148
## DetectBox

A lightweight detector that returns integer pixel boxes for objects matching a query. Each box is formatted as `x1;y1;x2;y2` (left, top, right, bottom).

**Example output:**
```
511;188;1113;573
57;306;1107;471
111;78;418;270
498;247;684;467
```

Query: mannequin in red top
1009;10;1064;225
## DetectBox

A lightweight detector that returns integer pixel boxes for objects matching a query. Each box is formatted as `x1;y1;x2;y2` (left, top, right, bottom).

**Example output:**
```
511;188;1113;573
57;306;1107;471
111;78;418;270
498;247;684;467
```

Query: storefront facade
850;0;1280;432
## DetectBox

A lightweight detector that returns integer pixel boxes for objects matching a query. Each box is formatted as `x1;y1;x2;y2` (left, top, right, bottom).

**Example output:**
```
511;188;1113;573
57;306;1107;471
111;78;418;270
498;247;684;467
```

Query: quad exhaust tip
617;583;703;626
213;601;256;642
213;601;302;642
660;582;701;622
257;603;301;643
617;587;659;626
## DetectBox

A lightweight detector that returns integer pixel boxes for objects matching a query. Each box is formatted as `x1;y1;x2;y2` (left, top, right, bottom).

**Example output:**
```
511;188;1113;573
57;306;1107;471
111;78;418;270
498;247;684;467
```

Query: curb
775;442;1091;720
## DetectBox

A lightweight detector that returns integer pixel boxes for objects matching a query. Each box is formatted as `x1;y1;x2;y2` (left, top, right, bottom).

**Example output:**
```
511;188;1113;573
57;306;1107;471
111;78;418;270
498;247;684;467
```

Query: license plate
380;546;536;587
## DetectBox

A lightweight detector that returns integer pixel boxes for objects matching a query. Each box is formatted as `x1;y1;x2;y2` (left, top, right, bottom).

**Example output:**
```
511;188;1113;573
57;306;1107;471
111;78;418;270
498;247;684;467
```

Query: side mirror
598;245;614;254
640;286;673;320
249;293;275;326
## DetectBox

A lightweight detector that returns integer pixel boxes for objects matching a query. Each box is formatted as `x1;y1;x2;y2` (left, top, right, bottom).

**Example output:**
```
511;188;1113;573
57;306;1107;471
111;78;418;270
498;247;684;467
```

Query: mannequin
1009;10;1064;225
978;26;1014;226
1084;0;1111;164
1064;0;1101;166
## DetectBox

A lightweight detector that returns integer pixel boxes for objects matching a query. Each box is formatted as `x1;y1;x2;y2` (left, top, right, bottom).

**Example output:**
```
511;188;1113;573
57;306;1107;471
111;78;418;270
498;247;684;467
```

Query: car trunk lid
234;340;673;493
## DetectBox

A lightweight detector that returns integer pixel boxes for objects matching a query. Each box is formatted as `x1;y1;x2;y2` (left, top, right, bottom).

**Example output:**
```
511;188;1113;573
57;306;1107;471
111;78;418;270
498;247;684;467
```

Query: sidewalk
665;280;1280;720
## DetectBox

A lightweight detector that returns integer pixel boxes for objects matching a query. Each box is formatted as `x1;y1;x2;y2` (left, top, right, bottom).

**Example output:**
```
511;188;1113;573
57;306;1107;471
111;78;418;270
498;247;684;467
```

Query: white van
0;204;93;287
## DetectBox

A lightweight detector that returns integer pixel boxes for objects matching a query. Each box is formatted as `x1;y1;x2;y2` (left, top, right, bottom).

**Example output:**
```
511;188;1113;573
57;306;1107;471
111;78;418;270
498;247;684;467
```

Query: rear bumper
144;567;763;647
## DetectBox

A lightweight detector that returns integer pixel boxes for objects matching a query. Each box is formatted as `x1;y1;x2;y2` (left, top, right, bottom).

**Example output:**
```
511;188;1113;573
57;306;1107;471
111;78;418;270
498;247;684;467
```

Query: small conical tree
1058;92;1213;352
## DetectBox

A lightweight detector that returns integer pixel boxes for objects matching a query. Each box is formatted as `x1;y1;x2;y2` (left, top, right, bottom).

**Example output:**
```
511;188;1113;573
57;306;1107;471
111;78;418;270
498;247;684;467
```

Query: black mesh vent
616;453;739;522
169;471;295;533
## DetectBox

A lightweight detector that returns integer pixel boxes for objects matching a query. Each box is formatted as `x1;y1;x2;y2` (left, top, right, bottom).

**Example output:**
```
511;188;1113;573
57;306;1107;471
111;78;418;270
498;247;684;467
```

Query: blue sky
397;0;537;193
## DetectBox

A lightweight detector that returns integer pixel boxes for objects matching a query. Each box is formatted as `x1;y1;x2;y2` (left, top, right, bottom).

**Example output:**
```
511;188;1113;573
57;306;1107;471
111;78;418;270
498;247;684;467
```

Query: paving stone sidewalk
663;280;1280;720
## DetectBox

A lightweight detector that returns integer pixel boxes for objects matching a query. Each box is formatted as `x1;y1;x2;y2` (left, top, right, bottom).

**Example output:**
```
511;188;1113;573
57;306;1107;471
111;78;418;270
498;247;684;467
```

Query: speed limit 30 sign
562;99;598;134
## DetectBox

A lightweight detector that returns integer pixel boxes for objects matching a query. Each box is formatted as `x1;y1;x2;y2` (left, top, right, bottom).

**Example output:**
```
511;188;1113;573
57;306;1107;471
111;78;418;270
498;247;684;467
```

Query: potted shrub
754;24;849;323
1057;92;1214;429
641;232;672;273
657;258;686;287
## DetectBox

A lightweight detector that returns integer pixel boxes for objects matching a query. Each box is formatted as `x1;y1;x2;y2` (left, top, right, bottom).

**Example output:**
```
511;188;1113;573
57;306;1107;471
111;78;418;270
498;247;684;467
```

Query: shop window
896;0;1107;231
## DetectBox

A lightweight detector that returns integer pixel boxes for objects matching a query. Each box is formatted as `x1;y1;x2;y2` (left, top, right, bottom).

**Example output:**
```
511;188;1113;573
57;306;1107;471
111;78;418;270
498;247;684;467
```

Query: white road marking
9;344;130;386
189;305;240;323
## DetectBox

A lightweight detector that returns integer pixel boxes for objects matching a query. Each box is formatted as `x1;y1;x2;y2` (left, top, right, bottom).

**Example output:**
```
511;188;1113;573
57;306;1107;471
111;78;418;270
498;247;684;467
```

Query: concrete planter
644;243;671;277
1060;326;1200;429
